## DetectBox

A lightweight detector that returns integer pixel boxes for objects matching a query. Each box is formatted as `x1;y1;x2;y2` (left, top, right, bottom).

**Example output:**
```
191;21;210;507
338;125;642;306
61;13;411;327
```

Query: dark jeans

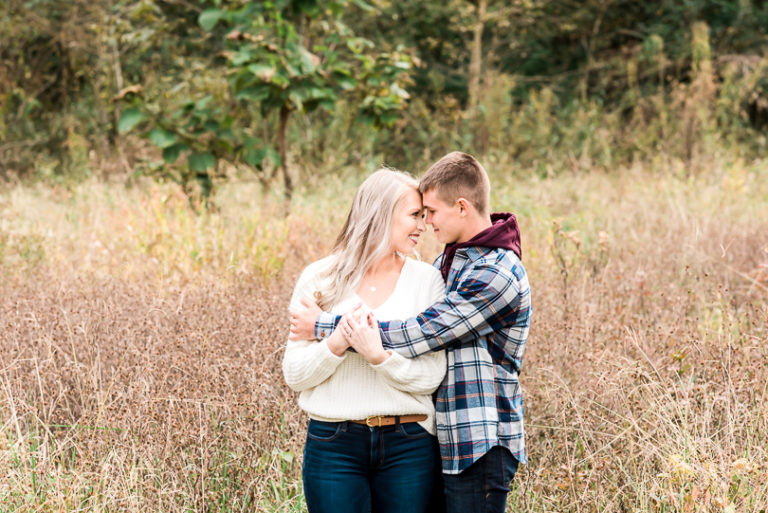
302;419;442;513
443;446;519;513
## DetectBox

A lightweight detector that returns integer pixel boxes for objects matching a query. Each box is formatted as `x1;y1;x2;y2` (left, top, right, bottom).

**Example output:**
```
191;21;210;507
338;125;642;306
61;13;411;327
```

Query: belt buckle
365;415;383;427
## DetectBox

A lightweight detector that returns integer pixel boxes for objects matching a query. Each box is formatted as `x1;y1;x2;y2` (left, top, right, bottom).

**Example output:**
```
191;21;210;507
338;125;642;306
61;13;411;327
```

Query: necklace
366;255;400;293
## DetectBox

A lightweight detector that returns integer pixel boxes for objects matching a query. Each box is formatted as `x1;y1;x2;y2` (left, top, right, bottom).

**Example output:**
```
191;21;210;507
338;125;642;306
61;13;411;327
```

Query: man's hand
342;309;390;365
289;297;323;340
324;319;351;356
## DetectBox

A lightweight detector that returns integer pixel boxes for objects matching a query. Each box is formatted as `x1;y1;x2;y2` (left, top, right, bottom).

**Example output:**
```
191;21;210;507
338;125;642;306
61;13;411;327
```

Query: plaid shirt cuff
314;312;340;340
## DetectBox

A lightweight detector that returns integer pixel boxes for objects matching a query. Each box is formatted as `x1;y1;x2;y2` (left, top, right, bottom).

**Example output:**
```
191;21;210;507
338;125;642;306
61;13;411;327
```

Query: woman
282;168;446;513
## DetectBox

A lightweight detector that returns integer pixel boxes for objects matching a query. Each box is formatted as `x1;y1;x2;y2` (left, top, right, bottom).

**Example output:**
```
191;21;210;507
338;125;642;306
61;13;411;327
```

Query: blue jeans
302;419;441;513
443;446;519;513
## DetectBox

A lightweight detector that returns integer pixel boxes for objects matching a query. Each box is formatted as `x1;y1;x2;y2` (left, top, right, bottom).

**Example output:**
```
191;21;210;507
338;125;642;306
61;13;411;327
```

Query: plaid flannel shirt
315;246;531;474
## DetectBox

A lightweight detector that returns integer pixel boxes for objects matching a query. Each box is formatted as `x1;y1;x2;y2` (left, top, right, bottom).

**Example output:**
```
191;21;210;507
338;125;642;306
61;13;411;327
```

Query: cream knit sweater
282;256;447;435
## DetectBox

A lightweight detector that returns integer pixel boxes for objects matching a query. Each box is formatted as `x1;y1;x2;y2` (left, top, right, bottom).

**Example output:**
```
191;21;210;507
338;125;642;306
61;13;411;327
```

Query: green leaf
188;152;216;172
390;83;410;99
247;64;276;82
230;50;254;67
298;47;319;73
243;147;266;169
303;100;320;113
199;9;223;31
288;88;307;108
220;115;235;131
311;87;334;99
350;0;375;11
270;71;290;87
235;87;270;102
293;0;320;16
118;108;146;133
148;128;176;149
284;60;301;78
332;66;352;76
347;37;374;54
195;95;214;111
162;143;188;164
336;76;357;91
243;145;281;170
378;112;399;126
212;139;234;155
288;85;333;110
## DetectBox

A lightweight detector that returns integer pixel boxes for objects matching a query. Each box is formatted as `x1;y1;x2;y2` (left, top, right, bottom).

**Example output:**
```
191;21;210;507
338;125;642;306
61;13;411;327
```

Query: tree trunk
111;35;124;139
468;0;487;112
278;105;293;204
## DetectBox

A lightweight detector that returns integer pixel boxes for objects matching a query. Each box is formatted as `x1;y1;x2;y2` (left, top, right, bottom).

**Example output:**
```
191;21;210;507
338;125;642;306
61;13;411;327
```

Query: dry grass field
1;158;767;512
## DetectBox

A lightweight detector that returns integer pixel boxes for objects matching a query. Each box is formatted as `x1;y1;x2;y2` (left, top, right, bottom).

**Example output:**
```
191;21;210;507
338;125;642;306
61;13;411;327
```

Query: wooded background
2;3;768;511
2;0;767;199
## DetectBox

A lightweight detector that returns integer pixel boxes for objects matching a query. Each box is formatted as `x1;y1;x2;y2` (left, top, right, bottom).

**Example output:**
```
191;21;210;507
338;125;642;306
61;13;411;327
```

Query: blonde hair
418;151;491;216
316;168;418;310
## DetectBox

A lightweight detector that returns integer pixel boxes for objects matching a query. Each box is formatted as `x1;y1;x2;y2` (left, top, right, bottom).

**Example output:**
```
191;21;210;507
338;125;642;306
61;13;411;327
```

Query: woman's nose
417;216;426;231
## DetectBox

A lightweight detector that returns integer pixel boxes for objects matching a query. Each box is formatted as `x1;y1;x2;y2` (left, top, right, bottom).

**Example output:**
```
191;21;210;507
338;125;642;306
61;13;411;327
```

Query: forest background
1;0;768;512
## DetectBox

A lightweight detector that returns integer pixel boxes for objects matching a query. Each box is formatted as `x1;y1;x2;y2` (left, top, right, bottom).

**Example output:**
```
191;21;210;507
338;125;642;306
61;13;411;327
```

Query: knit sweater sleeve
282;261;347;391
370;264;447;394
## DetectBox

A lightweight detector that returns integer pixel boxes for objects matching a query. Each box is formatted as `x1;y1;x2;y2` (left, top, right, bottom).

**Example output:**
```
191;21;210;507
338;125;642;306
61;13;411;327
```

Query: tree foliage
115;0;413;205
2;0;767;191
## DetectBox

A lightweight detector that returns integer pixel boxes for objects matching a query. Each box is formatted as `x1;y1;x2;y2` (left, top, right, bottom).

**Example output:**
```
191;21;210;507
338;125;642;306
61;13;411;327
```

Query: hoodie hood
439;212;522;280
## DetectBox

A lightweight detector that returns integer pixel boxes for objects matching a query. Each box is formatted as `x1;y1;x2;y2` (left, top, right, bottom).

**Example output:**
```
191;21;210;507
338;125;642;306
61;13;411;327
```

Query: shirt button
320;331;326;337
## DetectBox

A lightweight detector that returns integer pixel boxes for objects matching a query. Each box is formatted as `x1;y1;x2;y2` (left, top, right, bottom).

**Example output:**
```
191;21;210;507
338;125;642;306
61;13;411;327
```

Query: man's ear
456;197;471;216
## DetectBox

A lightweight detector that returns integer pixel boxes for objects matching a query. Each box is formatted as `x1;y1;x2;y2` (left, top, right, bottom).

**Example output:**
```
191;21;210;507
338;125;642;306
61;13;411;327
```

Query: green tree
118;0;413;205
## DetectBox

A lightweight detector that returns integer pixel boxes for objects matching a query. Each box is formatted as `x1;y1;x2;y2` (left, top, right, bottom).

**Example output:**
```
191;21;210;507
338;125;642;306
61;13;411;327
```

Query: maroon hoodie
439;212;522;281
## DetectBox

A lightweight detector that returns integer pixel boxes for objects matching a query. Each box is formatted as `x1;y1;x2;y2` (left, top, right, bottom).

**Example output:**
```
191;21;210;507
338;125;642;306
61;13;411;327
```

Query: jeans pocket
397;422;430;440
306;420;344;442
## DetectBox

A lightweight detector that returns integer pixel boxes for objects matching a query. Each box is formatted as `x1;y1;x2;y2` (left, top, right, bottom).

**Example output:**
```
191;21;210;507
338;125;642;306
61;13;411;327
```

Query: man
290;151;531;513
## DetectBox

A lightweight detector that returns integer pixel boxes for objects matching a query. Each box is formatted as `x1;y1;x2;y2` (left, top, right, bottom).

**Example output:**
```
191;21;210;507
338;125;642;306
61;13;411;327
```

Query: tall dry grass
0;158;767;512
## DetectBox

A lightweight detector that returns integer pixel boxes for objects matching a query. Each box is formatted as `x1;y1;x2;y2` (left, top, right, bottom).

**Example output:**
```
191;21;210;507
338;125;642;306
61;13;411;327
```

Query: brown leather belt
349;414;428;427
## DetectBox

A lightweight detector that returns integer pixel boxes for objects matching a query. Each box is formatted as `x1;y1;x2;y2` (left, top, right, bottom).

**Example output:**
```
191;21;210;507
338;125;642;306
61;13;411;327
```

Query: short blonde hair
418;152;490;215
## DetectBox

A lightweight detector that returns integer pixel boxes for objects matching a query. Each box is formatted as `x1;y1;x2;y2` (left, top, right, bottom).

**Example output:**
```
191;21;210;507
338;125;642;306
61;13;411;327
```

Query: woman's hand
342;310;390;365
289;297;323;341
